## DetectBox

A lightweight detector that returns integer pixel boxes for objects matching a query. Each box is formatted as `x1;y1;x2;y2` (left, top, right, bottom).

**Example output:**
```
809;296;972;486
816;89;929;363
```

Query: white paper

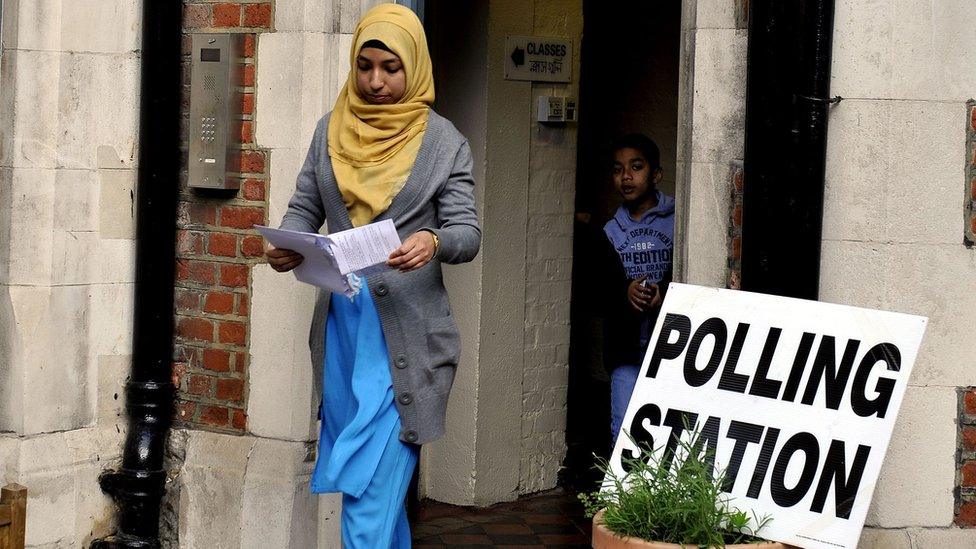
255;220;402;296
326;219;402;275
255;226;351;295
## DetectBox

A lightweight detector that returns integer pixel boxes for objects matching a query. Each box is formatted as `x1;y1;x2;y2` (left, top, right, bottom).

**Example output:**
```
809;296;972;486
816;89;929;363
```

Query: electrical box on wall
188;34;244;190
536;96;577;123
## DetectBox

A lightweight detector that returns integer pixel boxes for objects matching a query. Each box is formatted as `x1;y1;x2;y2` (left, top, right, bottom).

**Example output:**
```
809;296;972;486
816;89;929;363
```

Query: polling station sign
610;284;927;549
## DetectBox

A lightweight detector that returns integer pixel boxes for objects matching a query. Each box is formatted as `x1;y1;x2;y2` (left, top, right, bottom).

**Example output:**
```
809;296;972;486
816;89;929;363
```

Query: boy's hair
611;133;661;171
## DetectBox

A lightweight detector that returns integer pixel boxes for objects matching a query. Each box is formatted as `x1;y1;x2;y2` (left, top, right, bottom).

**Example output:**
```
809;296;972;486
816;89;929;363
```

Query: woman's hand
627;278;661;312
387;231;436;273
267;245;304;273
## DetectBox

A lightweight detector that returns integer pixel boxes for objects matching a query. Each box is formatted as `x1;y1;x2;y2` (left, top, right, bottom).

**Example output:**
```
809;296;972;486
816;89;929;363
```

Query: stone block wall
0;1;142;545
966;100;975;247
173;1;274;433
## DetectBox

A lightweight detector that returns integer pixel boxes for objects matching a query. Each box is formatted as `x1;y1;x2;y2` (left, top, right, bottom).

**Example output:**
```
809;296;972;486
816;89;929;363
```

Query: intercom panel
188;34;244;190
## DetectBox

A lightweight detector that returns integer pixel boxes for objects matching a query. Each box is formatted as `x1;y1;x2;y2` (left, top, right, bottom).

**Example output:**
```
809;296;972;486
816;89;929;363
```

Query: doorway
562;0;682;489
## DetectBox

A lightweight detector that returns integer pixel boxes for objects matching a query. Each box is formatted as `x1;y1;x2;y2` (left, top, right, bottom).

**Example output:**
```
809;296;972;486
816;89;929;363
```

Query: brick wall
957;388;976;525
727;161;744;289
172;1;274;433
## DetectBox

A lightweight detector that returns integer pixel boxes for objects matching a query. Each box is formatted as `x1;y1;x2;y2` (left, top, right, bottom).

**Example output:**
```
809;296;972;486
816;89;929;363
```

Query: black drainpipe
92;1;183;547
740;0;839;300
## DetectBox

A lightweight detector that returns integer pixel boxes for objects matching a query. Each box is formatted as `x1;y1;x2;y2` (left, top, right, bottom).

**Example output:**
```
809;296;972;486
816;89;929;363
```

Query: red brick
209;232;238;257
176;259;189;281
220;263;250;287
177;230;204;255
971;179;976;201
963;461;976;487
203;348;231;372
204;291;235;315
241;235;264;257
172;361;188;388
968;390;976;414
241;120;253;144
241;179;266;201
733;170;744;192
241;150;265;173
212;3;241;27
219;320;247;346
176;259;217;285
232;408;247;430
175;288;201;312
236;294;249;316
964;427;976;452
184;4;212;28
243;34;256;57
958;501;976;527
187;374;213;396
184;202;218;226
242;64;255;87
176;316;214;342
234;352;248;373
177;401;196;422
173;344;201;366
731;235;742;262
216;378;245;403
971;215;976;236
220;205;265;229
732;204;742;228
199;405;230;427
971;105;976;133
242;3;273;28
242;93;255;115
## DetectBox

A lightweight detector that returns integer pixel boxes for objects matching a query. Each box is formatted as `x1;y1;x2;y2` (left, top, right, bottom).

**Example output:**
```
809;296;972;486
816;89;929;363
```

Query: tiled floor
412;488;592;548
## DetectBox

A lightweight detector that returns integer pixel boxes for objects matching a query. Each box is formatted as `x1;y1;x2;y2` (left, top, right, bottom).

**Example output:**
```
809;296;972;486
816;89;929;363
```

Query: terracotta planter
592;509;792;549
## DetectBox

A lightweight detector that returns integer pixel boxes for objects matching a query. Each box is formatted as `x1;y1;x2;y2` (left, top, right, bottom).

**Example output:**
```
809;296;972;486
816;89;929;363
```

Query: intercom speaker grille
204;74;217;91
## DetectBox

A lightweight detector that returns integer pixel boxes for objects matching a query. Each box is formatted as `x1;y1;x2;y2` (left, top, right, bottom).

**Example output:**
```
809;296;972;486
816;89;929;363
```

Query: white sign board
504;35;572;82
610;284;927;549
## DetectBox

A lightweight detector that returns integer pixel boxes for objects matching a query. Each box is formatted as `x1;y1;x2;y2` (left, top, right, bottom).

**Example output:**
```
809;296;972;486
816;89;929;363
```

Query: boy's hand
267;245;304;272
627;278;661;312
387;231;436;273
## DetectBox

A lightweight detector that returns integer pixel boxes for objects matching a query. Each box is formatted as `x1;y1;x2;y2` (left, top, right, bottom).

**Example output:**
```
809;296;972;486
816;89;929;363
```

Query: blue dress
310;283;418;548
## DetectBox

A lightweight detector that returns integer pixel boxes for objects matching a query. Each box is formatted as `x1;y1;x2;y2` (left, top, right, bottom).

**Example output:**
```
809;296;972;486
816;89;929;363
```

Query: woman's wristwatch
424;229;440;258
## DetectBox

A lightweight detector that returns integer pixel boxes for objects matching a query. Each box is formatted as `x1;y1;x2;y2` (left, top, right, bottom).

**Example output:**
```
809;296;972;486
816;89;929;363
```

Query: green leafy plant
579;431;771;547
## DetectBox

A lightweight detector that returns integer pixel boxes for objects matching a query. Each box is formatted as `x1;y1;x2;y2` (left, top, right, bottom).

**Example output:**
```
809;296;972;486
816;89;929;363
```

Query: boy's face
613;147;661;204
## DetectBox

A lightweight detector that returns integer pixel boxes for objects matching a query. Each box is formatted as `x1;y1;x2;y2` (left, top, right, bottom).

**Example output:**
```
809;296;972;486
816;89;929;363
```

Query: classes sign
610;284;927;549
504;36;572;82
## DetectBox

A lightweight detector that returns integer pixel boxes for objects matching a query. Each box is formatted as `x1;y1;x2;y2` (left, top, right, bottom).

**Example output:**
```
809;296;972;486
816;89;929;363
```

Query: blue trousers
610;364;641;447
340;426;418;548
310;285;419;548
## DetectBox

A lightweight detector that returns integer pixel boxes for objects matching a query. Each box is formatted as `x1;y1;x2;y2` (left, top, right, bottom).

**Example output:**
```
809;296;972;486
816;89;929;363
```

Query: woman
267;5;480;547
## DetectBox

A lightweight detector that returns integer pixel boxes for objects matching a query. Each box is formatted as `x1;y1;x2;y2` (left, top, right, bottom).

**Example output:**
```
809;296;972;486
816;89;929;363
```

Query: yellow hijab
328;4;435;227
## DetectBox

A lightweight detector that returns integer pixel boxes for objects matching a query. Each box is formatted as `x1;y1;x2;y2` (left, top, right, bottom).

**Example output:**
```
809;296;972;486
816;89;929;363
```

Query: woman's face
612;147;659;203
356;47;407;104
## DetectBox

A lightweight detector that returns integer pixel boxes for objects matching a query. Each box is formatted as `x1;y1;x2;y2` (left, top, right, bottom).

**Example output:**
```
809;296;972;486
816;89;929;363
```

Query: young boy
601;133;675;446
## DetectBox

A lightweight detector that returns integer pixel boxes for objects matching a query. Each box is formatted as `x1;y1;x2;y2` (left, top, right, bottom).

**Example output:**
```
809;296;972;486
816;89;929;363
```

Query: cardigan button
395;356;408;369
398;392;413;405
374;284;389;297
404;430;418;443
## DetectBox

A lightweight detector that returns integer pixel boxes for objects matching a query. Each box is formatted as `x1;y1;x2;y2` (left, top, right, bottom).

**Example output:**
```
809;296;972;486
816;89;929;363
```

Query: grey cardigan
280;110;481;445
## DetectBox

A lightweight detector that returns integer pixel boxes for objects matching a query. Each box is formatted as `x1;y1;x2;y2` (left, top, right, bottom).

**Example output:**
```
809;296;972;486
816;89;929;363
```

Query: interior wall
575;1;681;223
563;0;681;486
